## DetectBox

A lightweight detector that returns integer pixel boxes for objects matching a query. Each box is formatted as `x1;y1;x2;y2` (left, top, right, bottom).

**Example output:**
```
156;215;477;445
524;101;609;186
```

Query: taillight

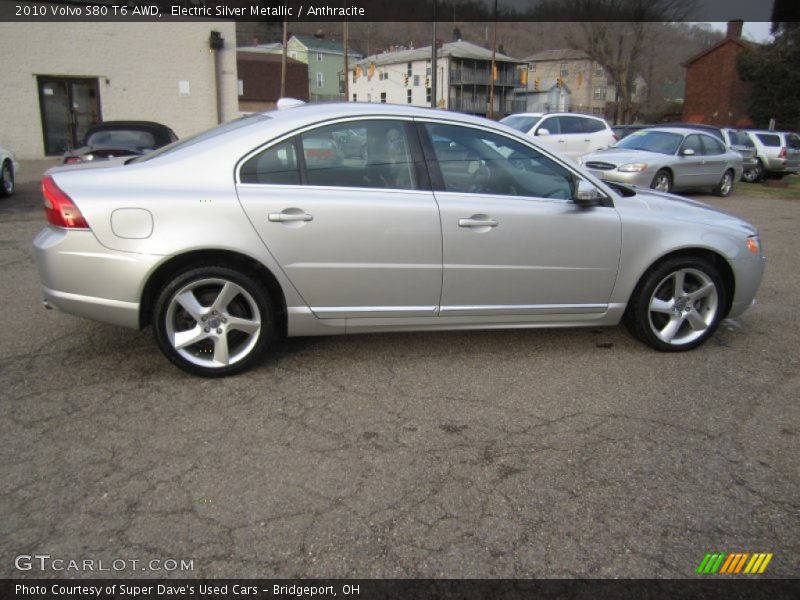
778;147;787;159
612;133;619;142
42;175;90;229
63;156;83;164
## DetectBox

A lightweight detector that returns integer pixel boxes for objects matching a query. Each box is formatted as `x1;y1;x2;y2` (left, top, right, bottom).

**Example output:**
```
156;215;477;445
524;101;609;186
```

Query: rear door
236;118;442;319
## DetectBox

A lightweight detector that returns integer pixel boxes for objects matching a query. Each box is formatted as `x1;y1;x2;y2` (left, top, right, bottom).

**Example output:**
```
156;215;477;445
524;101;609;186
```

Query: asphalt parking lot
1;162;797;579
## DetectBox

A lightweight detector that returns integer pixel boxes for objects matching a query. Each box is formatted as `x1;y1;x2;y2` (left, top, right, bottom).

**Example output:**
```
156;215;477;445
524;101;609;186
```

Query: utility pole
487;0;498;119
431;0;437;108
280;8;288;98
343;18;349;101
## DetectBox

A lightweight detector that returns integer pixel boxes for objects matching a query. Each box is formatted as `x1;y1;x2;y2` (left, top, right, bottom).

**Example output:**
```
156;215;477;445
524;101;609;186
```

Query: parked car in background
747;130;800;180
663;123;758;182
611;124;654;140
500;112;616;160
61;121;177;164
0;144;19;197
580;127;743;195
34;103;764;376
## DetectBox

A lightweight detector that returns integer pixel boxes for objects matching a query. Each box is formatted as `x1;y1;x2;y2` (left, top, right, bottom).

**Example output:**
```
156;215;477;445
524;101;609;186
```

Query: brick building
682;20;754;127
237;51;309;113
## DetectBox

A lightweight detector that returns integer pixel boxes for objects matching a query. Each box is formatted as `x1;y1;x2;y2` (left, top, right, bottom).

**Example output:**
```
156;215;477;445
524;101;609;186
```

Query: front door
37;76;101;155
236;118;442;319
419;121;621;317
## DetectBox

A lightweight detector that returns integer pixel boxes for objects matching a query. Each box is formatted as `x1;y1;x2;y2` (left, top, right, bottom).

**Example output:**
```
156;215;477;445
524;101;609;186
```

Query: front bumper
33;226;162;329
585;168;654;187
728;254;767;319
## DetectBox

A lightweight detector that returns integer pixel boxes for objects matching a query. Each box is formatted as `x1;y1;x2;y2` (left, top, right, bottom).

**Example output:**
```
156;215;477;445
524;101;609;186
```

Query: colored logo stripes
696;552;773;574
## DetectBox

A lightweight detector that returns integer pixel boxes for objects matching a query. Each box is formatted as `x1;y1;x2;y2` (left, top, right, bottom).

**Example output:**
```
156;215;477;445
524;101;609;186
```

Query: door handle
269;212;313;222
583;138;591;142
459;218;498;228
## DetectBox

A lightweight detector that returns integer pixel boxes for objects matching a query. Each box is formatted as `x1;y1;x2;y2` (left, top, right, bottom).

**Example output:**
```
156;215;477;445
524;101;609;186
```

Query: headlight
618;163;648;172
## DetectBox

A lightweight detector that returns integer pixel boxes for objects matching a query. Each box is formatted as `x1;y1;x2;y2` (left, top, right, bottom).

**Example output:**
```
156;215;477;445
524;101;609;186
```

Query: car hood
583;147;671;167
627;187;757;235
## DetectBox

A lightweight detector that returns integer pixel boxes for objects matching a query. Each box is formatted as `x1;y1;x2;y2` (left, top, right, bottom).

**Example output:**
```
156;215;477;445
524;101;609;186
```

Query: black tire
152;265;275;377
742;160;762;183
650;169;672;193
0;160;13;198
713;169;735;197
625;256;726;352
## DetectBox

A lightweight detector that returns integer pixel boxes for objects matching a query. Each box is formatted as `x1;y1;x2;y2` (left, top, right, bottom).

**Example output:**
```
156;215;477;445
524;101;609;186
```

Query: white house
348;40;525;118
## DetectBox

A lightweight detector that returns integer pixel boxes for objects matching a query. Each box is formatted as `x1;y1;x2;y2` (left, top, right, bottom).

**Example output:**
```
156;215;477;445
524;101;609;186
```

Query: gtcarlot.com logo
696;552;773;575
14;554;194;572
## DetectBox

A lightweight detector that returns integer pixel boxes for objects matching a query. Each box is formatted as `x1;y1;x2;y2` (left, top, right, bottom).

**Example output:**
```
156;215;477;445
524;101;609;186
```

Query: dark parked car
61;121;177;164
611;124;654;140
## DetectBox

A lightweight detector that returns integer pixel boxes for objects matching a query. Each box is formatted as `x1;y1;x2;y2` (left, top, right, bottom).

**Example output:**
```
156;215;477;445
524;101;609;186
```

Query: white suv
500;112;616;160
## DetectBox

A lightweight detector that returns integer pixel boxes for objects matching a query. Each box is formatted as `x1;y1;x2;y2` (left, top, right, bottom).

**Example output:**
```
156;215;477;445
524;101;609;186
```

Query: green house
284;35;362;102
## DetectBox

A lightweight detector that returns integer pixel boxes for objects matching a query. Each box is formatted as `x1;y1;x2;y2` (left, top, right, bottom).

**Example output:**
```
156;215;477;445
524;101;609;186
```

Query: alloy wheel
164;278;261;368
647;268;719;346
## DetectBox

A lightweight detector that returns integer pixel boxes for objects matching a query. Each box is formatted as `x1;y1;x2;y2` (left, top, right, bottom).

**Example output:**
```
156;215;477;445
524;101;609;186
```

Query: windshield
500;115;539;133
87;129;155;150
129;114;271;163
614;130;683;155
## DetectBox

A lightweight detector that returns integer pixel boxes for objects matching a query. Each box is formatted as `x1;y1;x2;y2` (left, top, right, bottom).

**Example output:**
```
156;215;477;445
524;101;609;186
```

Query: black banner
2;579;800;600
0;0;791;23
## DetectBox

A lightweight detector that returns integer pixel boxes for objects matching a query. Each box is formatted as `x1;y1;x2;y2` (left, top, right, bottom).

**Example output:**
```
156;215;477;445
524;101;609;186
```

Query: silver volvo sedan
33;103;766;377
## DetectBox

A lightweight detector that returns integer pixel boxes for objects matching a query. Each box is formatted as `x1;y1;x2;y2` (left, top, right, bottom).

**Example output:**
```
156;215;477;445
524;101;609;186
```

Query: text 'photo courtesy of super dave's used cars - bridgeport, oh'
33;101;766;377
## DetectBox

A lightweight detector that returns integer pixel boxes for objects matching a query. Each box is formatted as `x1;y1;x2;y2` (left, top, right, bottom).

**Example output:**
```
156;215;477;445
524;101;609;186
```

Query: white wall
0;22;238;158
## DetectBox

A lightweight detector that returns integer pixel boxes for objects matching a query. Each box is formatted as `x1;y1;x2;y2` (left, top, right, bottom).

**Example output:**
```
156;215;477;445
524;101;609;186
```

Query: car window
785;134;800;149
583;118;606;134
537;116;560;135
615;130;683;154
87;129;156;150
424;123;574;200
681;134;705;155
558;116;586;134
726;130;753;147
301;120;416;190
499;115;538;133
756;133;780;147
240;139;300;185
700;134;726;155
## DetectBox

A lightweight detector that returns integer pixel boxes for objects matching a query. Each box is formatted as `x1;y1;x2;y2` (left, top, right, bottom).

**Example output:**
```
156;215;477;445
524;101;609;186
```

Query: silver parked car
34;103;765;376
580;127;743;195
748;130;800;180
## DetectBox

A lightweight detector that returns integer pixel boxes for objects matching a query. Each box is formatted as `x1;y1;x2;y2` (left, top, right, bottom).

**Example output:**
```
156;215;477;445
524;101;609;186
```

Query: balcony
449;68;519;87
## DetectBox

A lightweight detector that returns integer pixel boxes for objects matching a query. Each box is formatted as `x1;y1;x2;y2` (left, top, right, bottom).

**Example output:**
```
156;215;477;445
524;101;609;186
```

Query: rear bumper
33;226;162;329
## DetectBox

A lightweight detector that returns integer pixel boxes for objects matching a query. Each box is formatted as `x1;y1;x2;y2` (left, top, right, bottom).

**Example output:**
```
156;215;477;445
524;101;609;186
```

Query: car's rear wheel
713;169;734;197
650;169;672;193
742;161;762;183
153;266;274;376
0;161;13;197
626;257;725;352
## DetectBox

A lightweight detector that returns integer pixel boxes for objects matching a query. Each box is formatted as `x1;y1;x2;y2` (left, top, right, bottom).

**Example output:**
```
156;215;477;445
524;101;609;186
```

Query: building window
592;107;604;115
407;89;412;104
367;93;372;103
353;93;357;102
426;60;431;76
426;87;431;103
529;62;536;72
237;79;244;97
594;63;604;77
380;92;387;103
413;75;420;87
593;86;607;100
560;63;569;77
290;51;297;59
316;52;323;62
316;72;324;88
407;62;412;76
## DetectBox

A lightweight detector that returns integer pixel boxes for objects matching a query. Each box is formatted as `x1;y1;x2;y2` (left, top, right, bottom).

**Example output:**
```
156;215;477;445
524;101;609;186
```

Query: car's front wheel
0;161;14;198
626;257;725;352
650;169;672;193
153;266;274;376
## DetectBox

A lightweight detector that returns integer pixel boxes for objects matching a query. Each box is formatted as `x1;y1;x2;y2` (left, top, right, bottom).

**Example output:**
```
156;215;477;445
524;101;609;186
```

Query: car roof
87;120;172;131
633;127;718;137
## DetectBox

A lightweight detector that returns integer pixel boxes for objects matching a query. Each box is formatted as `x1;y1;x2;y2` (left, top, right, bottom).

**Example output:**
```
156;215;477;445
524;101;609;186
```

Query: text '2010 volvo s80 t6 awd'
33;101;766;376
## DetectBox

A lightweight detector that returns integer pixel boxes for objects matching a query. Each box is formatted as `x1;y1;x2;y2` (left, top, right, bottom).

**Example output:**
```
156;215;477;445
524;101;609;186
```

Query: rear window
583;118;607;133
785;134;800;149
87;129;155;150
500;115;538;133
756;133;781;147
130;114;270;163
727;130;754;147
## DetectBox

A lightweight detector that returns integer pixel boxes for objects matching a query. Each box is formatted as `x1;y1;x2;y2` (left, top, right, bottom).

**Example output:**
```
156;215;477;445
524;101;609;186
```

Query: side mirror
536;128;550;136
574;180;600;208
681;148;695;156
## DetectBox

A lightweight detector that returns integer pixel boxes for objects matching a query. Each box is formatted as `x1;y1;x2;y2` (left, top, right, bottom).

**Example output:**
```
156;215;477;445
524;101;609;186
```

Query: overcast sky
707;21;774;42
